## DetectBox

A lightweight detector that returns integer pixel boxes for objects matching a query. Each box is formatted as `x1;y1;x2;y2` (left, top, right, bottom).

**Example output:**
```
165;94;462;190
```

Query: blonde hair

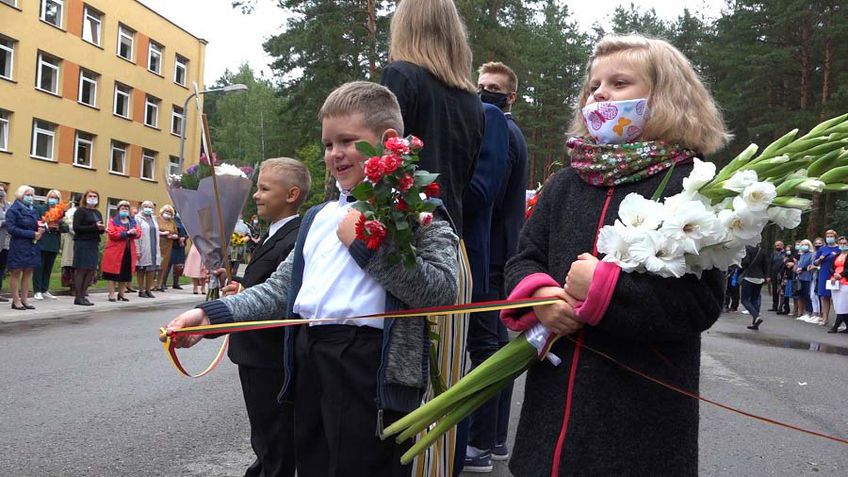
569;34;732;155
160;204;175;215
320;81;403;136
260;157;313;207
390;0;476;93
47;189;62;200
117;200;131;210
478;61;518;92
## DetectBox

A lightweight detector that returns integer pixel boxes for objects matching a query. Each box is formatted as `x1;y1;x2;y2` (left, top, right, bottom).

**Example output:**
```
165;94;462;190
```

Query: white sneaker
741;310;750;315
43;291;57;300
798;314;810;321
34;292;43;300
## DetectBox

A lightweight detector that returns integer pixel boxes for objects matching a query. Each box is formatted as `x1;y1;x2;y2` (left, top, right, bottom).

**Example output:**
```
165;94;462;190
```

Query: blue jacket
462;103;508;293
6;200;42;270
797;252;814;282
490;114;529;268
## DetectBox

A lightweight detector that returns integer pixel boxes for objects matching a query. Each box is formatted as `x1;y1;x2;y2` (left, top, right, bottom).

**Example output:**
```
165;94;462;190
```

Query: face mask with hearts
582;98;650;144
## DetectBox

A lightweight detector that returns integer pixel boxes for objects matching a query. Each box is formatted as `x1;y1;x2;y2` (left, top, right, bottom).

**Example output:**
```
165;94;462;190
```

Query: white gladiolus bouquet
598;113;848;278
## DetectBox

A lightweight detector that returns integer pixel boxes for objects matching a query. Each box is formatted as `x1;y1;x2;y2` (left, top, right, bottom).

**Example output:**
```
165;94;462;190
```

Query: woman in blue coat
6;185;44;310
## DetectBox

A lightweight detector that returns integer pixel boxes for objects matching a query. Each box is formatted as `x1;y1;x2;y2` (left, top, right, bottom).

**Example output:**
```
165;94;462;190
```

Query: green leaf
413;171;439;186
650;163;676;201
405;190;423;206
355;141;379;159
351;202;373;214
351;182;373;201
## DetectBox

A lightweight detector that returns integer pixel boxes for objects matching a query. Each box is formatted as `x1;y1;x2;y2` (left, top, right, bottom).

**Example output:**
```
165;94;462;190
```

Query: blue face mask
143;207;153;216
119;210;129;218
799;245;809;252
827;237;836;245
22;196;33;205
48;198;59;206
841;245;848;252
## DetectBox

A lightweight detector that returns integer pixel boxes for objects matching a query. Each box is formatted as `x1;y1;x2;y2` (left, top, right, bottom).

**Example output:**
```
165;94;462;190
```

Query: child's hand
532;286;583;336
337;209;362;248
162;309;210;348
564;253;599;301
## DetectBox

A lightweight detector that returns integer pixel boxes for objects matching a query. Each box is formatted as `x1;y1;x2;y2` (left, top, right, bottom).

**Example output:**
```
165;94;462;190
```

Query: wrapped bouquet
383;113;848;463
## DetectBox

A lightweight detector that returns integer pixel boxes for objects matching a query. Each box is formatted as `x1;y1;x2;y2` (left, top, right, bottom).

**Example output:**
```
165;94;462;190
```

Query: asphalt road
1;303;847;476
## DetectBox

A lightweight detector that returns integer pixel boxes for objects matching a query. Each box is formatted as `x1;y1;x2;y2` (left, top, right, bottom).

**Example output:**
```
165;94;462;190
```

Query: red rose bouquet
350;135;440;268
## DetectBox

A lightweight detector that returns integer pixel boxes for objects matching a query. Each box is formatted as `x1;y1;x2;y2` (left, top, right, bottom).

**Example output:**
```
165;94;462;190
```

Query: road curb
0;293;204;325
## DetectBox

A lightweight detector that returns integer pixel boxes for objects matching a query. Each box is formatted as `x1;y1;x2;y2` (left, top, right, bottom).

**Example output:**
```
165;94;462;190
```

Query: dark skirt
73;239;100;270
170;246;186;265
102;241;133;282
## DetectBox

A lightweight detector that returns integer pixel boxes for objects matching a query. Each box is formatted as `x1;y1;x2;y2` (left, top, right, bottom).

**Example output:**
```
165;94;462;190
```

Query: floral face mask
582;98;650;144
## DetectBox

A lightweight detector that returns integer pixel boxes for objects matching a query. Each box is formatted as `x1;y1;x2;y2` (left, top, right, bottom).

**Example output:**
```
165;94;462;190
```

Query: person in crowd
166;81;460;477
814;229;840;327
0;184;10;302
72;189;105;306
827;235;848;333
6;185;43;310
724;264;741;313
768;240;785;311
778;258;796;315
155;205;179;292
135;200;162;298
33;189;65;300
795;239;815;320
164;213;188;290
246;214;261;263
808;237;824;321
741;244;770;330
102;201;141;302
500;35;729;476
60;202;77;294
380;0;484;235
217;157;311;477
183;244;207;295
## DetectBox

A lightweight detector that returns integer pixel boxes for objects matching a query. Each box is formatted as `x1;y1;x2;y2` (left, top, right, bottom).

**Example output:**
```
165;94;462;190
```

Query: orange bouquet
41;201;70;226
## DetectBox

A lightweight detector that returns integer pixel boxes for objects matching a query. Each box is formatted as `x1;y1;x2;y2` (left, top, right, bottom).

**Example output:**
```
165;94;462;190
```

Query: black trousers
294;325;411;477
33;250;58;293
238;365;295;477
724;281;740;311
769;273;781;309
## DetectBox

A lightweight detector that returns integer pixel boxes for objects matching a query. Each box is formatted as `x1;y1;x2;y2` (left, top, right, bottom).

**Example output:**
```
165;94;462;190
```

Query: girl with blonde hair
501;34;729;476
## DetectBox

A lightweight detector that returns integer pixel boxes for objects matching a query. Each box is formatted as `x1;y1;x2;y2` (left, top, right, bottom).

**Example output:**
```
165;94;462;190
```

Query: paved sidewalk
0;287;204;324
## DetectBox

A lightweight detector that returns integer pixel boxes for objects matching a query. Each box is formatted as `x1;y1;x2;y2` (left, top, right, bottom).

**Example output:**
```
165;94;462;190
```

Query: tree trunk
821;35;833;110
799;20;811;110
367;0;377;78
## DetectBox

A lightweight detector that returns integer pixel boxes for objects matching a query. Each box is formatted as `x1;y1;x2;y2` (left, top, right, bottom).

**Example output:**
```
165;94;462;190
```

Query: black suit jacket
228;216;301;369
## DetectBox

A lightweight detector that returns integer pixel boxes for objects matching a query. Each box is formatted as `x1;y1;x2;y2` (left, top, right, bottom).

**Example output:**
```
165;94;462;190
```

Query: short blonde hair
478;61;518;92
569;34;732;155
319;81;403;136
46;189;62;200
140;200;154;209
389;0;476;93
800;239;814;250
260;157;312;208
117;200;131;210
15;185;34;200
160;204;175;215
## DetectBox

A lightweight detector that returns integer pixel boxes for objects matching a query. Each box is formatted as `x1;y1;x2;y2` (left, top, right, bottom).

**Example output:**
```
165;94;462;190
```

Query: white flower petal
618;193;664;230
724;170;758;193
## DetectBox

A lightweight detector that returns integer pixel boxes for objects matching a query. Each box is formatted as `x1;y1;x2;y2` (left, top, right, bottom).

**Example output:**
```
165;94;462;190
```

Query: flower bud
418;212;433;227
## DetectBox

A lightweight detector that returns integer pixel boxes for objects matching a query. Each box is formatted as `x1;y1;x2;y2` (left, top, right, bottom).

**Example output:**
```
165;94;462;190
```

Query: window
106;197;121;218
1;1;18;8
148;42;162;74
78;69;97;106
82;6;102;46
117;25;134;61
171;105;184;136
141;149;156;180
36;52;60;94
0;37;13;81
113;83;130;118
144;95;159;128
174;55;187;86
74;131;93;167
40;0;63;28
168;155;180;176
110;141;127;174
0;110;8;152
31;119;56;160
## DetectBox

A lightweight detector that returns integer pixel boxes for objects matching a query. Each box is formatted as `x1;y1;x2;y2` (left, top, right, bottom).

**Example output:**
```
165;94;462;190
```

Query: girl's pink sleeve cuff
574;261;620;326
500;273;559;331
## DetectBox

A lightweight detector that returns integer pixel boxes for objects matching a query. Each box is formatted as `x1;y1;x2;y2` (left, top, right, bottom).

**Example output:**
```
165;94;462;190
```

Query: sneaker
798;314;810;321
463;451;493;473
43;291;57;300
34;292;43;300
491;443;510;461
741;310;750;315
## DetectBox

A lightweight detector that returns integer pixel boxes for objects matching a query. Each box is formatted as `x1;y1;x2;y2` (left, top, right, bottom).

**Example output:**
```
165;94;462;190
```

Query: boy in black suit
222;157;311;477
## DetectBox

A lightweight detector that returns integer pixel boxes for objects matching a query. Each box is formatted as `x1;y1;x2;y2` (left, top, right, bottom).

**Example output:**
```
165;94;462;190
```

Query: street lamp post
178;83;248;170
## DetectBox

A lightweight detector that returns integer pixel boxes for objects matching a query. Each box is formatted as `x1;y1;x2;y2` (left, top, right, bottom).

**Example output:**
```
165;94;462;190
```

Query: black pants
294;325;411;477
33;250;58;293
724;281;740;311
0;248;7;292
769;273;781;309
238;365;295;477
74;268;95;301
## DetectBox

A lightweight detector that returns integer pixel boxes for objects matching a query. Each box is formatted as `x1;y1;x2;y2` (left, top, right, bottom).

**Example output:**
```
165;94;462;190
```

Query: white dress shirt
292;195;386;329
264;214;299;245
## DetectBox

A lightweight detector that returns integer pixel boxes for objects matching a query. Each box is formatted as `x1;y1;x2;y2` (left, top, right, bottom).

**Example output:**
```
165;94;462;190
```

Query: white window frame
0;110;9;152
0;37;13;81
174;55;187;86
141;149;156;181
117;25;134;61
31;119;56;161
40;0;63;28
78;69;97;107
171;106;184;136
74;131;94;167
36;52;60;94
148;42;162;75
106;198;121;219
82;6;102;46
113;83;130;118
110;141;127;174
168;155;180;176
1;1;19;8
144;95;159;128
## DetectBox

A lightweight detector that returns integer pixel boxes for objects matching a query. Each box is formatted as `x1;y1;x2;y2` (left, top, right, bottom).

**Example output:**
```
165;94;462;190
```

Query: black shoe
172;285;183;290
74;299;93;306
11;303;27;310
747;318;764;330
125;287;136;293
838;329;848;334
767;308;777;312
22;303;35;310
0;296;9;302
827;328;839;333
118;294;129;302
108;298;117;302
776;311;788;315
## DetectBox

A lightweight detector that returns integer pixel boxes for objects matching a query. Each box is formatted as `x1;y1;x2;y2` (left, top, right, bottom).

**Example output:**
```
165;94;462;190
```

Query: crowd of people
0;183;207;308
726;234;848;334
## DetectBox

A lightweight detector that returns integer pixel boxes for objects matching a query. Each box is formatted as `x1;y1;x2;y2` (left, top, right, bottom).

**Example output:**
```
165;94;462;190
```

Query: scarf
567;137;697;187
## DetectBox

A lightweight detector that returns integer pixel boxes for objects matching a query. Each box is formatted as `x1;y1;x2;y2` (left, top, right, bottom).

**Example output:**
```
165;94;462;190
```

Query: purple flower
239;166;254;176
199;153;209;166
187;164;199;175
